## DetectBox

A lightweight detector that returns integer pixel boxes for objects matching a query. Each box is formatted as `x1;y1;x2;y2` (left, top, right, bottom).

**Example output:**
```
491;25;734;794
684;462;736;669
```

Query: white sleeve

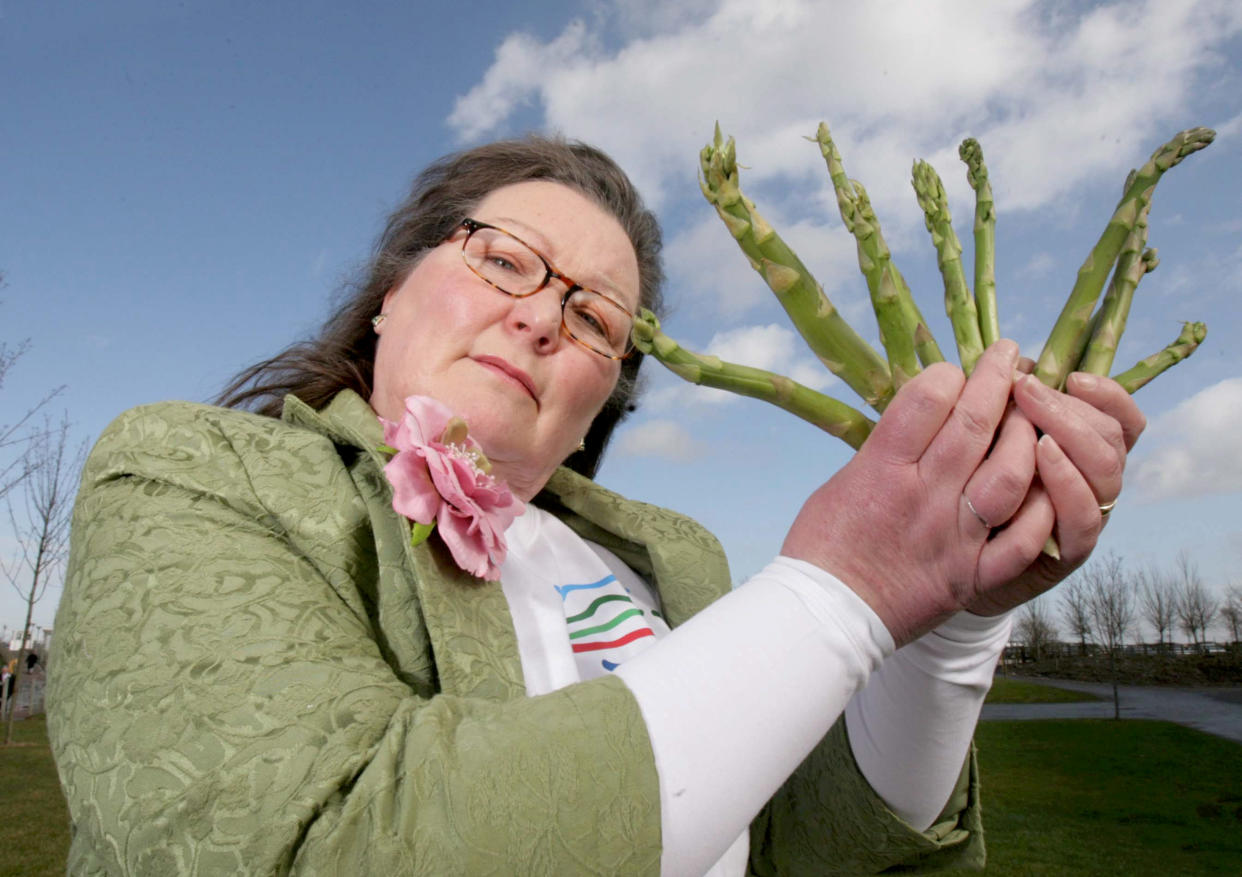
845;609;1012;831
613;556;894;877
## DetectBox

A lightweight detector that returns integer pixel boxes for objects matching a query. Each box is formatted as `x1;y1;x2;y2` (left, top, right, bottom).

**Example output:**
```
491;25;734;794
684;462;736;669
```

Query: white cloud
447;22;595;142
664;206;867;320
1020;252;1058;278
449;0;1242;226
703;324;835;391
641;321;842;413
1215;110;1242;140
614;419;707;461
1132;376;1242;499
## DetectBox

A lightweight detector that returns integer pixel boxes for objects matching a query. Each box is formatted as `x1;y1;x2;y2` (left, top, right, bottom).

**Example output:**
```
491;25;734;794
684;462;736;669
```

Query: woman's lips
473;355;538;402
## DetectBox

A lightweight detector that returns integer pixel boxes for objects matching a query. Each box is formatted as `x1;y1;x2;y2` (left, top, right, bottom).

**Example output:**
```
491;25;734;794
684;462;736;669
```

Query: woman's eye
571;303;614;340
487;254;520;273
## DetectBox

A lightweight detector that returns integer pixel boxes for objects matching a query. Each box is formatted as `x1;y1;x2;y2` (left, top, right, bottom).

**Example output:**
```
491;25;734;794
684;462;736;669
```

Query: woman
48;137;1143;875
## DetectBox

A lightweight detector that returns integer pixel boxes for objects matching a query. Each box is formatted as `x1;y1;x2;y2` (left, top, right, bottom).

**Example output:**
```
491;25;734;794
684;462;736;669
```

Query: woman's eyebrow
486;214;634;304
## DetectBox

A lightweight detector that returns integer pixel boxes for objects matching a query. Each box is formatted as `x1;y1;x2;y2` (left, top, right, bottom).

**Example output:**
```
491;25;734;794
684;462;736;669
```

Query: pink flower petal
402;396;454;446
384;451;440;524
378;394;524;581
437;504;500;580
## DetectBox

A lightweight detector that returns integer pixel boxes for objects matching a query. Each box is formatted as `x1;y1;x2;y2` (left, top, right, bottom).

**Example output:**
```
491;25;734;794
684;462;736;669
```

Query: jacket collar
284;390;729;700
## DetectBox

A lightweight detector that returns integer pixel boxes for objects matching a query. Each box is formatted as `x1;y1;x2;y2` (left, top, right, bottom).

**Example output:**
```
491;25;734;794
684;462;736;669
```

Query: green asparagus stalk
912;159;985;374
814;123;930;387
700;125;895;412
632;310;876;449
913;323;946;366
639;123;1211;455
959;138;999;348
1079;198;1157;375
1112;322;1207;394
1033;127;1215;389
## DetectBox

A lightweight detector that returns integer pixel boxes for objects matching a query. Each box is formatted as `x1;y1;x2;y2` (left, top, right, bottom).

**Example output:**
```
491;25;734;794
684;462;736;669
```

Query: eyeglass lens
463;226;634;357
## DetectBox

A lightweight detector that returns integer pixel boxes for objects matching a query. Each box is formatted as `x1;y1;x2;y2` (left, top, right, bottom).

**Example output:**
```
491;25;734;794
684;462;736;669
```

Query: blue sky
3;0;1241;639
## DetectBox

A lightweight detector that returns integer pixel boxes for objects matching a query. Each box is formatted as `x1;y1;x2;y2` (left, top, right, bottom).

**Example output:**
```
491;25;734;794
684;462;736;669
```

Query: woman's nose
506;287;564;351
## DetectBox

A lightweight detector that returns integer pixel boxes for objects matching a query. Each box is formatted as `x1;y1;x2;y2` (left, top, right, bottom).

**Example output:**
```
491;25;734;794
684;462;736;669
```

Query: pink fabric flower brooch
379;396;524;581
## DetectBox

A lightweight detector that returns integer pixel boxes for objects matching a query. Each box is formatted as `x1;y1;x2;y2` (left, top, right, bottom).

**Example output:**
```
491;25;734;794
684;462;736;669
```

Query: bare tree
1015;596;1058;663
1136;561;1178;652
1220;585;1242;648
1;288;65;501
1058;577;1094;655
1083;552;1135;719
1172;551;1217;653
3;415;84;742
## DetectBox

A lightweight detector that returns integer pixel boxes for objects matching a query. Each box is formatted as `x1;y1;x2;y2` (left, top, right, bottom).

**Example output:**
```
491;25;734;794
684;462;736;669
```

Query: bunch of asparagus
632;124;1212;450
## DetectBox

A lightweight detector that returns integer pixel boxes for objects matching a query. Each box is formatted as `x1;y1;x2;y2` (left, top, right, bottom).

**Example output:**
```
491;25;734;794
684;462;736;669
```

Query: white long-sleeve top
500;505;1011;877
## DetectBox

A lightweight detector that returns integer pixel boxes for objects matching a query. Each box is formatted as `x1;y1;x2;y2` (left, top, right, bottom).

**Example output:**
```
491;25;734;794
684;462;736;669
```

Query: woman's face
370;180;641;500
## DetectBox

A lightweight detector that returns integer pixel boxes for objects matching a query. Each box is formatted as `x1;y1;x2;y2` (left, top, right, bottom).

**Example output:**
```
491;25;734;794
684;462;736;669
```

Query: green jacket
49;390;983;875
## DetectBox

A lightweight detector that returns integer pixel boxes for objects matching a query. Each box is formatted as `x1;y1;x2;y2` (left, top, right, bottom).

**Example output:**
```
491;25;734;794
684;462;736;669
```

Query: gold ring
1099;498;1118;516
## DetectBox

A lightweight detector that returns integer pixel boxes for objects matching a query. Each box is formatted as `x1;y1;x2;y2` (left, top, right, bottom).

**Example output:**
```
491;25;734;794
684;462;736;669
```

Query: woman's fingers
922;339;1021;485
959;406;1037;535
1035;434;1101;566
971;483;1056;612
862;362;963;465
1064;372;1147;450
1012;373;1127;506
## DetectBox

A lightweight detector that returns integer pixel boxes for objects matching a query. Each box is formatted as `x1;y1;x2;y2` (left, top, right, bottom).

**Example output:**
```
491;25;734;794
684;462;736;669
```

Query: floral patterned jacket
48;390;983;875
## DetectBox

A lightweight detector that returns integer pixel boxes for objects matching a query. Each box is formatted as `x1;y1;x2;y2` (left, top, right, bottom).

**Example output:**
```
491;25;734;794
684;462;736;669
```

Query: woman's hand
963;370;1146;616
781;341;1146;648
782;340;1035;646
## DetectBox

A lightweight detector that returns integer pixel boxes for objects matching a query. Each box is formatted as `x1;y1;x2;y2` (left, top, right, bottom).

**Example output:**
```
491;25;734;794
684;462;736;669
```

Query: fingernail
1071;372;1099;390
1038;433;1063;459
1021;374;1052;397
996;339;1019;366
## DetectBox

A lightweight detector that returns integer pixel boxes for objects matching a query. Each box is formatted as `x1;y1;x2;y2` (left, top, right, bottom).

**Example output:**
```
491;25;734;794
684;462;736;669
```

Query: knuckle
954;404;994;441
1101;419;1125;450
990;468;1029;503
1098;450;1125;485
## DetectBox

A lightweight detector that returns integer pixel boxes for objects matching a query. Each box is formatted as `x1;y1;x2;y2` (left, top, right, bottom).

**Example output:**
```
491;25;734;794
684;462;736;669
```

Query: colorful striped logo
557;575;655;671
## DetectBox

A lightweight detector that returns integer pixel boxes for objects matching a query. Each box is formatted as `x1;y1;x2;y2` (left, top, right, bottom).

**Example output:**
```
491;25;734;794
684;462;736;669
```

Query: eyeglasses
455;218;637;360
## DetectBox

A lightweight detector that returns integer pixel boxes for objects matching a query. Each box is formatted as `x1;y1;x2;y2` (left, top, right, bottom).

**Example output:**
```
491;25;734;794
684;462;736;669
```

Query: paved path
981;677;1242;745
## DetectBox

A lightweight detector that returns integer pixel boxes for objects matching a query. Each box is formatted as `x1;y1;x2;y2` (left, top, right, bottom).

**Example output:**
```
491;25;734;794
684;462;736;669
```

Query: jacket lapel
286;392;525;702
286;391;732;703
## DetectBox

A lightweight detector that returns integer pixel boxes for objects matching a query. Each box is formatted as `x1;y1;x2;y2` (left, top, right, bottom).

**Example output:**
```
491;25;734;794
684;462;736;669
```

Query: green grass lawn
4;715;1240;875
0;717;70;877
953;720;1242;875
987;676;1102;703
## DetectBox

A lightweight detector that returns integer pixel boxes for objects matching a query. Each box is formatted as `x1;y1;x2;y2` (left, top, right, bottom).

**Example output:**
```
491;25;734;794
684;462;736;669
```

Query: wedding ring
964;494;991;530
1098;498;1118;517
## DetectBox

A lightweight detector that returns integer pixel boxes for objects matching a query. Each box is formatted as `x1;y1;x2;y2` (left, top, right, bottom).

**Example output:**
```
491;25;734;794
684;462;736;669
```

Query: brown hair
217;136;664;478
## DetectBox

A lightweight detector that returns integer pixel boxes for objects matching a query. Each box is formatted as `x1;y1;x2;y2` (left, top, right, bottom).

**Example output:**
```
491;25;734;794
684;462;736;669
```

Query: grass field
0;717;70;877
3;714;1240;875
953;720;1242;875
986;676;1102;704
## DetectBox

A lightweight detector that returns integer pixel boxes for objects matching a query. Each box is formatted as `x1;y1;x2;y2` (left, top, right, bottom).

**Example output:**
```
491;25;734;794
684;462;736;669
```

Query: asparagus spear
700;125;895;412
643;123;1210;457
912;159;985;374
632;309;876;449
1112;321;1207;394
813;123;927;387
1079;197;1157;376
913;323;946;366
1033;127;1215;389
959;138;999;348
